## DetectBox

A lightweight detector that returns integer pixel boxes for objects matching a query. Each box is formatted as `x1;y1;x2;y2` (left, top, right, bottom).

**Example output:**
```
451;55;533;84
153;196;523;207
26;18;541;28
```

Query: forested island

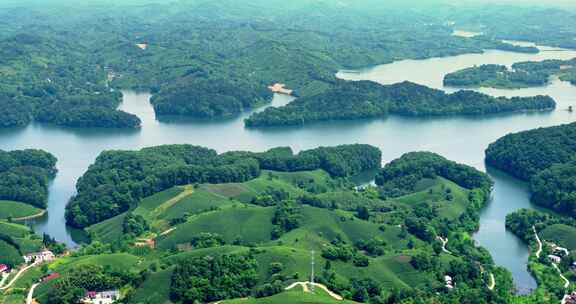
444;59;576;89
486;122;576;217
0;1;567;127
244;80;556;127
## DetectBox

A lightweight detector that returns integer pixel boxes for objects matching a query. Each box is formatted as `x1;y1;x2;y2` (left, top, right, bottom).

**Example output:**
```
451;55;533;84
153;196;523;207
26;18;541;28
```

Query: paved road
26;283;39;304
0;261;39;290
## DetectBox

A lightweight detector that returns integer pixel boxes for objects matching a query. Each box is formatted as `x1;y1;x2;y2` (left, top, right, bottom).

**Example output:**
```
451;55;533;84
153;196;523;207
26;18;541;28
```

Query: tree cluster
0;149;57;208
169;254;258;303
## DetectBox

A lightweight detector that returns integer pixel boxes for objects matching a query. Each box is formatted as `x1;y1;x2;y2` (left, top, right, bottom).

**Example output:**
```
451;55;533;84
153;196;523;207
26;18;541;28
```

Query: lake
1;42;575;294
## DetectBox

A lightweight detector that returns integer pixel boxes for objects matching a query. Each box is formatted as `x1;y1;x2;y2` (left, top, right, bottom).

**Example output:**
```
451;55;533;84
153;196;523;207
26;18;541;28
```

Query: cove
0;44;574;294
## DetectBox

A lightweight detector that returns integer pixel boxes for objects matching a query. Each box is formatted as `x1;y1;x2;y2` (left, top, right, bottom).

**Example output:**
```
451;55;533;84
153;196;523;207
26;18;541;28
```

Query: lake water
1;43;575;294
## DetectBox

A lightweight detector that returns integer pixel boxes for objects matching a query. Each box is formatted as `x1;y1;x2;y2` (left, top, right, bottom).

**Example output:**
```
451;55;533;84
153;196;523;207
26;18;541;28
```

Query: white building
444;275;454;289
548;254;562;264
23;250;55;264
81;290;120;304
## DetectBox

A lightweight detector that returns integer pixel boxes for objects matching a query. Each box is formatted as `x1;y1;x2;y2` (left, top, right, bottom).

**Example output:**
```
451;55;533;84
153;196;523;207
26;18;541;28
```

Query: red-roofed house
0;264;8;273
43;273;60;282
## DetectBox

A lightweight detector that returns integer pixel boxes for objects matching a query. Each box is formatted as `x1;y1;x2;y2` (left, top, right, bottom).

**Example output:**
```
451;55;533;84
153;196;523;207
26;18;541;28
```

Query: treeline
151;77;273;118
66;144;382;227
0;149;57;208
486;122;576;217
244;80;556;127
444;59;576;89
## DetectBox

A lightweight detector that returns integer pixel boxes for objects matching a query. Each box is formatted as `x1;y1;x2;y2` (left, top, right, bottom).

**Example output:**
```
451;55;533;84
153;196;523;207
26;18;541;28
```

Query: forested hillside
245;80;555;127
0;1;565;127
66;144;381;227
486;123;576;217
0;149;57;209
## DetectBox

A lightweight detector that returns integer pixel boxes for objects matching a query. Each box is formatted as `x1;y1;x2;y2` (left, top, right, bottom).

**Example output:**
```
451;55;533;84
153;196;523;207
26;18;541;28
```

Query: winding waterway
1;42;575;294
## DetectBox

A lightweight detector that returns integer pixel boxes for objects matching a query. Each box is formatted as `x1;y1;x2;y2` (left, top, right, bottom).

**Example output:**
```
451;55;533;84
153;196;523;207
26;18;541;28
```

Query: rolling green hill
0;200;42;220
541;224;576;250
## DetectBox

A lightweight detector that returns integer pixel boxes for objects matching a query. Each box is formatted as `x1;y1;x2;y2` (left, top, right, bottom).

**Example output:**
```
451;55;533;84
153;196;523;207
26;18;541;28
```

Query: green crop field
201;173;305;202
390;177;470;221
541;224;576;250
157;206;275;249
0;240;22;267
86;212;129;243
129;267;175;304
50;253;141;273
0;200;42;220
0;221;30;238
159;189;238;221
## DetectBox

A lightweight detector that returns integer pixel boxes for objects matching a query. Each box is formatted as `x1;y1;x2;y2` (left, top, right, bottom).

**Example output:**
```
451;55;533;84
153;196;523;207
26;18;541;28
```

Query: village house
81;290;120;304
444;275;454;289
42;272;60;282
549;243;570;257
0;264;9;274
548;254;562;264
564;291;576;304
268;83;294;96
23;250;55;264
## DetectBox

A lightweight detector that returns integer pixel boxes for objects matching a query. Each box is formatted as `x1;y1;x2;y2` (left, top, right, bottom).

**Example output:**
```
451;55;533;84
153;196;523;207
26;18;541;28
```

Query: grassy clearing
541;224;576;250
222;286;359;304
0;201;42;220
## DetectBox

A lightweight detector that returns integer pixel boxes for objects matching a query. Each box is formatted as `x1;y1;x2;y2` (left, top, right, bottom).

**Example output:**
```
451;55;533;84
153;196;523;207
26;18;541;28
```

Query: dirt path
285;281;342;300
159;227;176;237
533;226;543;258
13;210;47;221
436;236;452;254
488;273;496;290
151;186;194;217
553;263;570;289
0;261;39;290
0;273;8;288
26;283;39;304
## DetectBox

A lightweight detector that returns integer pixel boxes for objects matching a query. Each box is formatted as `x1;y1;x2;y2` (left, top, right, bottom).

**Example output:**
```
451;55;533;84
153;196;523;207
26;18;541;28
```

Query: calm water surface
1;43;575;294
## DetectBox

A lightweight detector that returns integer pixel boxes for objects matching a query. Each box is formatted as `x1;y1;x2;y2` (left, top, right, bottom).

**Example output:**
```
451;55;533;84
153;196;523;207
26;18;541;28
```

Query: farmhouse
23;250;55;263
0;264;8;274
81;290;120;304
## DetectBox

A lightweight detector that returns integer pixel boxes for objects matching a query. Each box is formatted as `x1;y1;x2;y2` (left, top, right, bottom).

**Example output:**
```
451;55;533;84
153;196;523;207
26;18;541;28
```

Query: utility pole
310;250;315;293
